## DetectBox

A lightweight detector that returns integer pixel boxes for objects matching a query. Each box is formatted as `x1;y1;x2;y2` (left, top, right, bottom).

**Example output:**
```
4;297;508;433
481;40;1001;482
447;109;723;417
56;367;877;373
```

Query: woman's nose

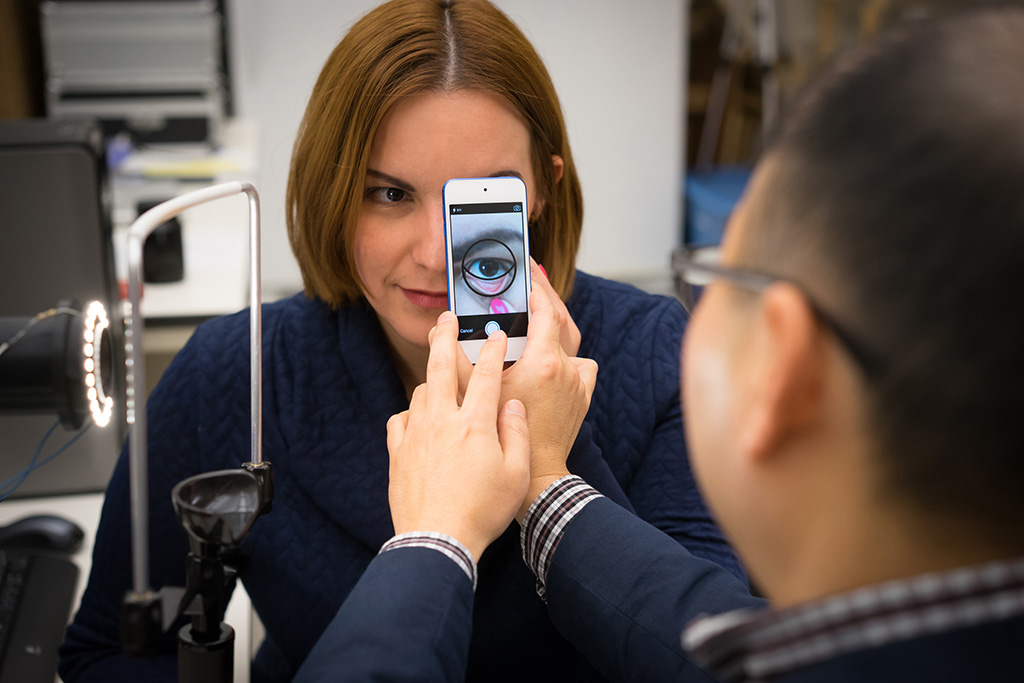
412;202;447;271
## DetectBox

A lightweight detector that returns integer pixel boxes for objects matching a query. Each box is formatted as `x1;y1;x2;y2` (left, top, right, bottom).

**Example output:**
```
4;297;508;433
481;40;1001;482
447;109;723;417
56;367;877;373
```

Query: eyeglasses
671;245;884;377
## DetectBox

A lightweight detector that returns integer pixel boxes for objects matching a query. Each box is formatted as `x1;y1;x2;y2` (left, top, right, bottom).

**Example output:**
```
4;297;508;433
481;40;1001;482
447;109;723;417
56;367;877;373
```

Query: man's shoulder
687;558;1024;683
785;614;1024;682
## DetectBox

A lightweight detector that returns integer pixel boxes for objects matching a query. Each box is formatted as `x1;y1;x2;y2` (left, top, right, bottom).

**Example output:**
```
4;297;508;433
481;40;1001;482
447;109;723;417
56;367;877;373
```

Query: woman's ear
532;155;565;219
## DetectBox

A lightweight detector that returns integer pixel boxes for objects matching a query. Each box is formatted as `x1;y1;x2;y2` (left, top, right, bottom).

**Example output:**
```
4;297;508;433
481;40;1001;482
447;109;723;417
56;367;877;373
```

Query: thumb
572;357;599;401
497;399;531;479
386;411;409;456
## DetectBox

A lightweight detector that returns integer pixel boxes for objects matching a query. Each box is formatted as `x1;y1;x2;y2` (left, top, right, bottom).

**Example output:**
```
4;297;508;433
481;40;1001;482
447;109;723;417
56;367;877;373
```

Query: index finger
462;330;508;419
524;279;562;354
425;310;460;405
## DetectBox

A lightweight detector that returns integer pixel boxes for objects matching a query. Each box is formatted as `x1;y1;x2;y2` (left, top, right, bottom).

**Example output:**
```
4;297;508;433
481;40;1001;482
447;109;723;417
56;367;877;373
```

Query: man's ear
740;283;826;463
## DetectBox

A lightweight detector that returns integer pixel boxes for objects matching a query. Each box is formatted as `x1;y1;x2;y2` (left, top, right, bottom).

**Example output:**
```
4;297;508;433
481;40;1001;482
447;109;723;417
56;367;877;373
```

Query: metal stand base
178;623;234;683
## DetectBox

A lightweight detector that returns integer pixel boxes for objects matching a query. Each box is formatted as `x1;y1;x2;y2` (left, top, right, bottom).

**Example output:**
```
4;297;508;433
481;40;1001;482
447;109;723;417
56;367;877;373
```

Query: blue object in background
684;166;752;246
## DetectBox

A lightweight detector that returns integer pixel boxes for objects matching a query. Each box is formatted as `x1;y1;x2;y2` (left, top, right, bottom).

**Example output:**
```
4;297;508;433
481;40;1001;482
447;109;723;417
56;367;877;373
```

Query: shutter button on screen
485;320;501;335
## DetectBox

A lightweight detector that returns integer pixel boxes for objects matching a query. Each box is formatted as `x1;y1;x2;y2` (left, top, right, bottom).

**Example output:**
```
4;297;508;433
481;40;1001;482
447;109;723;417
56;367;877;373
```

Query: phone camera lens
483;187;488;192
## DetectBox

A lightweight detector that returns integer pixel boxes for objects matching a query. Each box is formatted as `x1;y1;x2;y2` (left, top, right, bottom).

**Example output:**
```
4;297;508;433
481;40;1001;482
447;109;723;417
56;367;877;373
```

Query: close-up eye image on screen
447;204;529;337
450;210;527;316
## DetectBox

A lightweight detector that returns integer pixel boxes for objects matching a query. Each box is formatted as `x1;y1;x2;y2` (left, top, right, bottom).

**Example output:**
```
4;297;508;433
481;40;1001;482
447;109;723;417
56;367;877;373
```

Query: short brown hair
286;0;583;309
740;8;1024;541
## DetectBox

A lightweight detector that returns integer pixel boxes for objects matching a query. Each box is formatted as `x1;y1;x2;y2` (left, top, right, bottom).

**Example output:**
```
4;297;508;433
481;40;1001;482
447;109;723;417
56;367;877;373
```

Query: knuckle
427;351;455;374
472;359;501;380
536;355;562;379
409;383;428;405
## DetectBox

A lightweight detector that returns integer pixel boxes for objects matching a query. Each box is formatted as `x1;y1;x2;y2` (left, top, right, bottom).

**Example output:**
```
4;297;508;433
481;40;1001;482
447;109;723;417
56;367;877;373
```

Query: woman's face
354;90;541;357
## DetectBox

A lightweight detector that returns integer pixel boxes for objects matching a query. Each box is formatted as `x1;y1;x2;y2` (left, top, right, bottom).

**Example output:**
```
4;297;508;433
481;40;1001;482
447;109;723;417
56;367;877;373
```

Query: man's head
683;8;1024;601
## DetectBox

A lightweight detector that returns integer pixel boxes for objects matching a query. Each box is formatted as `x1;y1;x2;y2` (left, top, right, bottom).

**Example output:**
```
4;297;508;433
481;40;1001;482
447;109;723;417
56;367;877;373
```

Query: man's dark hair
741;7;1024;543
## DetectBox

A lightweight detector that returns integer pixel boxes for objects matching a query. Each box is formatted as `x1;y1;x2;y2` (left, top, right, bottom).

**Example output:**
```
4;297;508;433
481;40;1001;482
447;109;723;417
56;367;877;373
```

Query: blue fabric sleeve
545;497;765;683
294;547;473;683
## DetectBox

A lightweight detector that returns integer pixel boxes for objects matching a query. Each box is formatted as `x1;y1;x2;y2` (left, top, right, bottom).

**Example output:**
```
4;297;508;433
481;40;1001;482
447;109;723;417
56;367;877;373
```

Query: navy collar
683;556;1024;681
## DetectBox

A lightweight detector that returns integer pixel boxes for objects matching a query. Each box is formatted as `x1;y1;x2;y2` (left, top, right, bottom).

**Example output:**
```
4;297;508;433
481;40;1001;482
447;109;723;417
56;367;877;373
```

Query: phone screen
447;200;529;341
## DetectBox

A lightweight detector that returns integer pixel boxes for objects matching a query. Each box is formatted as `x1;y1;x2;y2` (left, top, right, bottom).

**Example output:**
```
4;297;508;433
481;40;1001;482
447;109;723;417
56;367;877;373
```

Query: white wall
227;0;686;299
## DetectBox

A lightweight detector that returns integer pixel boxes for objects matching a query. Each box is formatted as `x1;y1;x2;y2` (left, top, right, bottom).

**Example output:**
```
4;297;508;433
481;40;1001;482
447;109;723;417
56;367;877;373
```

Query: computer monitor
0;118;125;498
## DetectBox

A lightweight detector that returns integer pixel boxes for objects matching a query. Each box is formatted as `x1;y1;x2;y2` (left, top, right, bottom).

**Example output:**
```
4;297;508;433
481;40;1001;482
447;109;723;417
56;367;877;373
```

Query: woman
60;1;744;681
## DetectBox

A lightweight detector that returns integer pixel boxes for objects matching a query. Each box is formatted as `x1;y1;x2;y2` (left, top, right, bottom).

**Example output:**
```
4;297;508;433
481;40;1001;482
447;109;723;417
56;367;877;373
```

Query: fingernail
505;399;526;418
438;310;456;324
489;298;509;314
538;264;548;278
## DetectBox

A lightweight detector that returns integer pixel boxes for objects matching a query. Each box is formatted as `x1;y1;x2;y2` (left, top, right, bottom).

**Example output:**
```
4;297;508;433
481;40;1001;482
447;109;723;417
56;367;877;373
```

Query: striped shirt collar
682;555;1024;682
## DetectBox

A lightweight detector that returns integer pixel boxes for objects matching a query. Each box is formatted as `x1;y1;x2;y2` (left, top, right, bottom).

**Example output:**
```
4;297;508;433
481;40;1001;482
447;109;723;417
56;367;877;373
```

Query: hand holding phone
499;280;598;521
443;176;531;363
387;312;531;561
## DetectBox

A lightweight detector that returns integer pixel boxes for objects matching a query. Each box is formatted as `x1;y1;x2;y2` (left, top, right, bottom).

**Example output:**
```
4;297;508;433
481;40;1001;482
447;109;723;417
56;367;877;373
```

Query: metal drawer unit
41;0;228;144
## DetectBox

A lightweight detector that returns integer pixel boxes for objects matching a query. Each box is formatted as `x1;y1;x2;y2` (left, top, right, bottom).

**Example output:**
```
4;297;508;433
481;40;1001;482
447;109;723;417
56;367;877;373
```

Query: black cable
0;419;92;502
0;306;79;360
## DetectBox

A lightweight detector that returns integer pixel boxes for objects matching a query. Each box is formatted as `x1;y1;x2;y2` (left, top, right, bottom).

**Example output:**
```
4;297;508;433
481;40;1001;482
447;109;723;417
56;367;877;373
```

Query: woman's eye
366;187;407;204
466;257;512;280
463;257;515;296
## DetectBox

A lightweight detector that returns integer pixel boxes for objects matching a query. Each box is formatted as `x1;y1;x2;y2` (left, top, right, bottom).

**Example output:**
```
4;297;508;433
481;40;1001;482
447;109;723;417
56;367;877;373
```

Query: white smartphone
443;176;531;363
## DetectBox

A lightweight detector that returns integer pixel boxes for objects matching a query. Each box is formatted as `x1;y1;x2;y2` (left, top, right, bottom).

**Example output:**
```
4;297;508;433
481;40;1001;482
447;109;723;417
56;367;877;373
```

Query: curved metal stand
119;183;274;682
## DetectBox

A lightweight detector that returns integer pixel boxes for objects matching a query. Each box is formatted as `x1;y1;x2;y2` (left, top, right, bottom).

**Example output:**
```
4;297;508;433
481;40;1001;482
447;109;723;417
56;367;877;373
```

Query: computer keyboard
0;548;78;683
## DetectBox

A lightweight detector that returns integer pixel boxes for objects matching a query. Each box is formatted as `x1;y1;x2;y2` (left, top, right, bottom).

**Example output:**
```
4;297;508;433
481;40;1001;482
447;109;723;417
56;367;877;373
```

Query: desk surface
0;494;254;683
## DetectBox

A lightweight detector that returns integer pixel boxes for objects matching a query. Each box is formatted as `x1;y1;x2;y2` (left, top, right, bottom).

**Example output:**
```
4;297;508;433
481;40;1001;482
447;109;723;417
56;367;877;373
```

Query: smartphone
443;176;531;363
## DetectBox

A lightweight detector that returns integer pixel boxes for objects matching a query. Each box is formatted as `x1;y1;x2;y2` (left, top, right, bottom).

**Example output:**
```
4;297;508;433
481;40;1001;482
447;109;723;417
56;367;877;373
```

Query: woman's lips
402;288;448;309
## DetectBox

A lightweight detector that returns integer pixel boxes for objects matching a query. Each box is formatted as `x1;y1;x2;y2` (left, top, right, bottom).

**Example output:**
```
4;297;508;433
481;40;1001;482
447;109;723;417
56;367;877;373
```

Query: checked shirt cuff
520;475;603;600
380;531;478;591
